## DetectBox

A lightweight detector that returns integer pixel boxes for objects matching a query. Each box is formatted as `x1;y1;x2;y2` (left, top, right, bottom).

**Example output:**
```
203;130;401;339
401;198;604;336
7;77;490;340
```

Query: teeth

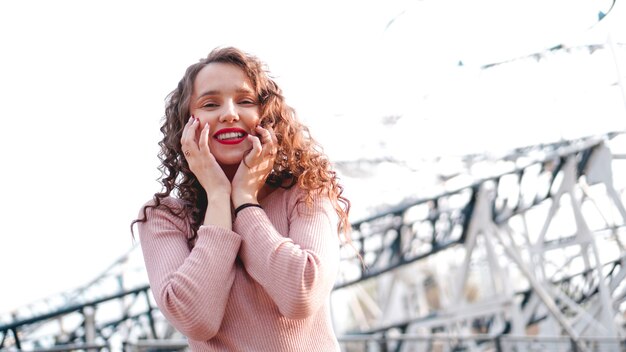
217;132;245;140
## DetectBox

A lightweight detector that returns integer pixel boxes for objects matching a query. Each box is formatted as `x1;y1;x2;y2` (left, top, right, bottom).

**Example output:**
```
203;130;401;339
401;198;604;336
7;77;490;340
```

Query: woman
133;47;350;351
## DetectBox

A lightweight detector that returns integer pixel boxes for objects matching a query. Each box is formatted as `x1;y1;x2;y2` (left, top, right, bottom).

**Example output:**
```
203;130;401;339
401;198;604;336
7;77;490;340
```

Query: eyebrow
197;88;254;99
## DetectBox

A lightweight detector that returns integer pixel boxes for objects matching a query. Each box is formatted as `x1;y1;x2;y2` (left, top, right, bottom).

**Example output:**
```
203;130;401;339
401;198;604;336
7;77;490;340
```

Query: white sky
1;0;625;315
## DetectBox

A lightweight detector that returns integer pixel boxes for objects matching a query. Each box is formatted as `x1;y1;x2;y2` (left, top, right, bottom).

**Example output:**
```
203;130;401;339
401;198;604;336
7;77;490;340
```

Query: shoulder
281;184;336;218
140;196;185;210
271;184;311;207
138;196;190;228
136;196;195;242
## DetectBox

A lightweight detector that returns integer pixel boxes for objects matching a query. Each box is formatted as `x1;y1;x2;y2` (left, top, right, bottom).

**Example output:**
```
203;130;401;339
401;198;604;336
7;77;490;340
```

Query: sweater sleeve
137;199;241;341
233;192;340;319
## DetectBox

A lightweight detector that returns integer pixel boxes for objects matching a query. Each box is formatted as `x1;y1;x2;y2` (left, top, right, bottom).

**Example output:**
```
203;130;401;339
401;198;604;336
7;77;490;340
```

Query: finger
190;117;201;144
181;117;198;158
183;117;200;143
268;126;278;145
180;116;194;144
255;125;272;144
256;126;277;156
199;122;211;154
248;134;262;157
267;127;278;155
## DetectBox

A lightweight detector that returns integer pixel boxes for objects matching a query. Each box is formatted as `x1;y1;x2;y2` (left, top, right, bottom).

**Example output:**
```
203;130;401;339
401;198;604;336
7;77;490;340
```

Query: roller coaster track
3;1;626;350
3;37;626;350
332;134;626;352
2;133;626;352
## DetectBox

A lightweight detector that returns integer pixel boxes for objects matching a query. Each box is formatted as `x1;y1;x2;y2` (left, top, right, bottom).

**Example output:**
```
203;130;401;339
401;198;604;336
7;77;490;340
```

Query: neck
221;163;239;181
219;162;275;201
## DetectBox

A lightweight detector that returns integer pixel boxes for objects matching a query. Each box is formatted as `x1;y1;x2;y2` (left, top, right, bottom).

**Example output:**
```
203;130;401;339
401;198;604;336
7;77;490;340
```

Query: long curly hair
132;47;351;241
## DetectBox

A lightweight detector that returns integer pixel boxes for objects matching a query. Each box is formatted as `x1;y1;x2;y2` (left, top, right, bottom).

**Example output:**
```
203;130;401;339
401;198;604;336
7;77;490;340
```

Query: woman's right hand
181;116;231;199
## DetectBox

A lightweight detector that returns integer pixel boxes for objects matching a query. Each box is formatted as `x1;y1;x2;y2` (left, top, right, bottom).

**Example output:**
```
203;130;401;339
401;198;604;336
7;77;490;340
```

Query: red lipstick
214;128;248;145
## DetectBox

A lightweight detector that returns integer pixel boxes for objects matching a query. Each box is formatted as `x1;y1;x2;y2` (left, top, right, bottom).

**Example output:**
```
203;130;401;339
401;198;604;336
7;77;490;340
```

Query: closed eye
239;99;257;105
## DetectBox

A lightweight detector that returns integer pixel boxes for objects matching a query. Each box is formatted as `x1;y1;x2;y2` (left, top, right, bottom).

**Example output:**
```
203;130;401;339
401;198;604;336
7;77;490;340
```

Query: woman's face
189;62;261;166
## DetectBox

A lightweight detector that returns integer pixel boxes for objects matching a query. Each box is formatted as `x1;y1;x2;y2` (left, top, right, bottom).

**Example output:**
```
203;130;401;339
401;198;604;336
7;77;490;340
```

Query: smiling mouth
216;132;246;141
214;129;248;145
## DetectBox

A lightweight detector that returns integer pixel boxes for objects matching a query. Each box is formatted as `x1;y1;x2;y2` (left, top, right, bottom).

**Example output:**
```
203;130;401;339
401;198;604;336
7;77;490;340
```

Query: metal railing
338;334;626;352
3;134;626;352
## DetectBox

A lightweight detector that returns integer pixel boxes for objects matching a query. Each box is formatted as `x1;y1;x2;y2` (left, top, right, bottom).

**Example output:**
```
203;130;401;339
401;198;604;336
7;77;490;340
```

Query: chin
216;156;244;167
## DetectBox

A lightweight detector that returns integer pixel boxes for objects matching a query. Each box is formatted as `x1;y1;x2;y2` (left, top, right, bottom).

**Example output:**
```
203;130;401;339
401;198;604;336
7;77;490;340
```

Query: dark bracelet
234;203;262;216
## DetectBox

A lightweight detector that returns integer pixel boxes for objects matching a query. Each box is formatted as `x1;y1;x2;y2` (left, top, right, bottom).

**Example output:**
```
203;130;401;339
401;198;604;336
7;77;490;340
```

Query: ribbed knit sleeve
137;198;241;341
233;191;340;320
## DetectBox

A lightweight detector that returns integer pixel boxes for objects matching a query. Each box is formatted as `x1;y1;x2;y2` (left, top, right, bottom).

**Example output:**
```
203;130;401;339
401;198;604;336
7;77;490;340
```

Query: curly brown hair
132;47;351;241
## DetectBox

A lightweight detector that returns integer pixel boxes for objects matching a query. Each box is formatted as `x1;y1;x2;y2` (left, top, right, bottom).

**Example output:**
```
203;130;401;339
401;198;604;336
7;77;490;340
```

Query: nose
219;99;239;123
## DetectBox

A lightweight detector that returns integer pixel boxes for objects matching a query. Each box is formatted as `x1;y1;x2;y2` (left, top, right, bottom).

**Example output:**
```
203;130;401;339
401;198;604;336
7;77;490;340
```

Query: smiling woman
131;47;351;351
189;62;262;168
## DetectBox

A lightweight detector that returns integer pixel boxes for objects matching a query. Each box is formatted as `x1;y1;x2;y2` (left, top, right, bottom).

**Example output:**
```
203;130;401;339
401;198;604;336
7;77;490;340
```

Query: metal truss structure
3;2;626;351
2;133;626;352
333;134;626;352
2;38;626;350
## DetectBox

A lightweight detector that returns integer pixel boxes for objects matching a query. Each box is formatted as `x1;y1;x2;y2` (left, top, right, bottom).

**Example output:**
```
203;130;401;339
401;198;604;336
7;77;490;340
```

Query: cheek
247;113;261;129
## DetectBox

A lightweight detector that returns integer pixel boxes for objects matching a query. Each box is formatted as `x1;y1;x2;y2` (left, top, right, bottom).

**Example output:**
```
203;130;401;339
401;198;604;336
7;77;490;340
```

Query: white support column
83;306;96;351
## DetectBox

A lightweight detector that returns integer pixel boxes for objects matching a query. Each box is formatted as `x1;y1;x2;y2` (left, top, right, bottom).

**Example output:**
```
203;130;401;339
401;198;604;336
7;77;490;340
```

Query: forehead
193;62;254;95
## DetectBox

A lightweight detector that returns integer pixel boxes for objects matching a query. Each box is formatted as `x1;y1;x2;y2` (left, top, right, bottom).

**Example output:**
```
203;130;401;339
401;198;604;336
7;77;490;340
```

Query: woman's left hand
231;125;278;207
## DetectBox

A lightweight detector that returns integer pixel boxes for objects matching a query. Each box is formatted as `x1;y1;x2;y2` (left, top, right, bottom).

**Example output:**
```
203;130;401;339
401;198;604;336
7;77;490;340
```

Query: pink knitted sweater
138;186;341;351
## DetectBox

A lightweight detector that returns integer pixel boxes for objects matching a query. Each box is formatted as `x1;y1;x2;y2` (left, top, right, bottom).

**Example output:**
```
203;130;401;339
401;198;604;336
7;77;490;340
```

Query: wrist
207;190;231;204
234;203;262;217
203;194;233;229
232;193;258;209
